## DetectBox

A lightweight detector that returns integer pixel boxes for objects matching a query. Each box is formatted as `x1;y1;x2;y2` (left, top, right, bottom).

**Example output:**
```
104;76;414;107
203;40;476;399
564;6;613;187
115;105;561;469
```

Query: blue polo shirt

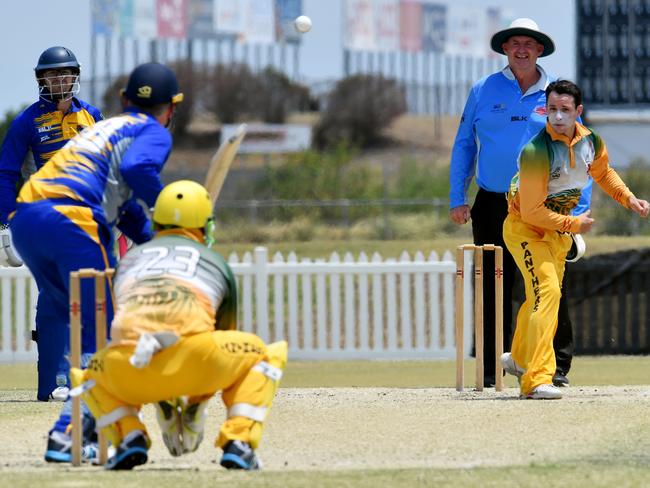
449;65;592;216
449;65;551;207
0;97;103;223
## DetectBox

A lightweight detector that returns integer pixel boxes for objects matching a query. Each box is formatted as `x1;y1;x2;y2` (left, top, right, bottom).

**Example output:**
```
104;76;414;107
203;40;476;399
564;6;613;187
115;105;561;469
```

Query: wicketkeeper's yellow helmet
153;180;214;238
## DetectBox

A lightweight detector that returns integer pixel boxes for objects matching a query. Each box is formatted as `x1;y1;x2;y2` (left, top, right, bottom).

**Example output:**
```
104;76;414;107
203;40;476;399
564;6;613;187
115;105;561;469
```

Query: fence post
249;200;259;225
254;246;269;341
342;198;351;228
1;276;11;361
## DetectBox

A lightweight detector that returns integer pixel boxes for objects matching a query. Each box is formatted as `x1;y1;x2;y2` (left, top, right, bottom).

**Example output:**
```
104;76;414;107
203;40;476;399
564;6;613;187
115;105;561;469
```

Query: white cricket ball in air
294;15;312;33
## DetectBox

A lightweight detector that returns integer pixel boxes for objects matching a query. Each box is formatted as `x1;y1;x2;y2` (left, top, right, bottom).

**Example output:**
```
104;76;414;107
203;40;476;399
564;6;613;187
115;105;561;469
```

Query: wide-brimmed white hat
490;18;555;57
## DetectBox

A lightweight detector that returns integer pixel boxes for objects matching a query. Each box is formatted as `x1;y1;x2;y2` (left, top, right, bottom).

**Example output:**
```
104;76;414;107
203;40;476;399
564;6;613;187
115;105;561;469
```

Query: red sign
400;0;422;52
157;0;188;38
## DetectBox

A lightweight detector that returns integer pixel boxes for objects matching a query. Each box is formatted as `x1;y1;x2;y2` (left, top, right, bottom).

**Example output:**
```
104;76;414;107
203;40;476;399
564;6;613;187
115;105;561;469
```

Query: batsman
70;180;287;470
0;46;103;401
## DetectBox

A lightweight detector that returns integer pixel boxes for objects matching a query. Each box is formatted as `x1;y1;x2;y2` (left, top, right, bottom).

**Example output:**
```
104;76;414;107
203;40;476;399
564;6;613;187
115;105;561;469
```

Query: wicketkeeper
70;180;288;470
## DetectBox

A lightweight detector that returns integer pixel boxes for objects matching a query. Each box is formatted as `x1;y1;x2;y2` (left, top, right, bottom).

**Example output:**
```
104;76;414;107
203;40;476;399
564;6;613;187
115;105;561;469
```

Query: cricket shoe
522;384;562;400
500;352;525;378
220;440;261;470
552;372;570;387
44;430;98;463
50;386;70;402
50;373;71;401
105;430;148;470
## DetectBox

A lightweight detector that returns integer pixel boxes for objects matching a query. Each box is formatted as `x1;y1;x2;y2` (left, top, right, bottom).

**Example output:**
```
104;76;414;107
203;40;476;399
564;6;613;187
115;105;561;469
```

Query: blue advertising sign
275;0;302;43
119;0;135;37
188;0;215;38
92;0;117;35
422;3;446;52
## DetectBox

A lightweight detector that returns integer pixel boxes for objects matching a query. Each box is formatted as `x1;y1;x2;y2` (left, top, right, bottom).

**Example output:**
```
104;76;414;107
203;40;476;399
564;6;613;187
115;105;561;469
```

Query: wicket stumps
69;268;115;467
455;245;504;392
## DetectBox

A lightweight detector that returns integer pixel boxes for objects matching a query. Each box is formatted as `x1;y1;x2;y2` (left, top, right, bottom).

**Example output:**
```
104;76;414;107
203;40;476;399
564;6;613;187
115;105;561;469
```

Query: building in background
88;0;305;106
578;0;650;166
85;0;527;117
340;0;508;115
0;1;576;118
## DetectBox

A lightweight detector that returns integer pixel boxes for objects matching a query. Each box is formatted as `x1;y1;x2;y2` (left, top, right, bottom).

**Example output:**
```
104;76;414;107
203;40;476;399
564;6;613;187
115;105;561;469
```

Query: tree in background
255;67;312;123
100;60;195;137
598;158;650;235
314;75;407;149
207;64;312;124
101;75;128;117
258;143;383;222
208;63;261;124
0;108;24;147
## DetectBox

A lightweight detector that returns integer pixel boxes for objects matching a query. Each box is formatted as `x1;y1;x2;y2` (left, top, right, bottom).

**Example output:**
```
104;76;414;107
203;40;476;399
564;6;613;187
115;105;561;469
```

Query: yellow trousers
80;330;287;450
503;215;571;395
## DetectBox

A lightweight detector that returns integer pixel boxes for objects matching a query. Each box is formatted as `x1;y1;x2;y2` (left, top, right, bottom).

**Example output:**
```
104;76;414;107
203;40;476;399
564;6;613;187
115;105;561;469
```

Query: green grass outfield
1;356;649;390
1;357;649;487
217;235;650;260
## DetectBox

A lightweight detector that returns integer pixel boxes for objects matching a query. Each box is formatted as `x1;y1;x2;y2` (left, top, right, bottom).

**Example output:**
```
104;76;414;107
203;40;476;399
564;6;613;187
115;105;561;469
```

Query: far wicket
455;245;504;392
69;268;115;467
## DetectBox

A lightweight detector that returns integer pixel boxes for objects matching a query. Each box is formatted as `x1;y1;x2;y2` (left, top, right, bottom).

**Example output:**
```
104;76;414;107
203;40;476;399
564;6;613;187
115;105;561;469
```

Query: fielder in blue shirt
9;62;184;463
448;18;591;387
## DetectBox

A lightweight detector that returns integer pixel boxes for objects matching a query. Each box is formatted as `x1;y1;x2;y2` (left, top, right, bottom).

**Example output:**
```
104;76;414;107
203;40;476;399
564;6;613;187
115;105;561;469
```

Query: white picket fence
0;266;38;362
0;247;474;362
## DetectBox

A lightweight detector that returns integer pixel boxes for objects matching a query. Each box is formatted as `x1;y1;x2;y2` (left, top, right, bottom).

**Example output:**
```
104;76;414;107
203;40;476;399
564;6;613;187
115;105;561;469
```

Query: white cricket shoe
500;352;525;378
523;384;562;400
50;386;70;402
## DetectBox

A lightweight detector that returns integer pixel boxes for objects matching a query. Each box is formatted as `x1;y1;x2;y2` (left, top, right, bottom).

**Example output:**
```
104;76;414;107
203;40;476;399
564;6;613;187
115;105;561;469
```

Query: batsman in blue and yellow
70;180;288;470
9;62;184;463
0;46;103;401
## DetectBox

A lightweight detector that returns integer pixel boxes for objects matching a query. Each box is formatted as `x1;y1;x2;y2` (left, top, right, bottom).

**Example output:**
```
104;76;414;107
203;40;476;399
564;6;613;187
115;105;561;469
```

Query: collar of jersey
123;106;158;120
545;121;591;168
502;64;549;96
546;121;590;145
39;96;82;113
155;228;205;244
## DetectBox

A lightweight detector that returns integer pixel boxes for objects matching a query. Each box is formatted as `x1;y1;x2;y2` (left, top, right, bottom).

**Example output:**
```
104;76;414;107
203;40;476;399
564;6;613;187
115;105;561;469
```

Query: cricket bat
203;123;247;205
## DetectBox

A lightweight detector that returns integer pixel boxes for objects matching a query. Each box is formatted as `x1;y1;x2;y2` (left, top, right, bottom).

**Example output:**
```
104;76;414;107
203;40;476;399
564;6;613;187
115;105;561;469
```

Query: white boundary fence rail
0;247;474;363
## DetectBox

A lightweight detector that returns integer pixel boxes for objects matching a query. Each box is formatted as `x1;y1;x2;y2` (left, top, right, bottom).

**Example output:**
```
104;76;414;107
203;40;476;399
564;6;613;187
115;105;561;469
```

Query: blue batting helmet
34;46;80;75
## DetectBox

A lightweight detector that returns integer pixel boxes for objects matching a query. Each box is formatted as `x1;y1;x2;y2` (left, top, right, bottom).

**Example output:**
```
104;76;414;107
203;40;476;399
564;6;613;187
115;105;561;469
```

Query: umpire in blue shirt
449;18;577;387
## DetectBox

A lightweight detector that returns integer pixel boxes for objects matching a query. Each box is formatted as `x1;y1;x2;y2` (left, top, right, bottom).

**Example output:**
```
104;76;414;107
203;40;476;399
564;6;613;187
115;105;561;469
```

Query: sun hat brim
490;27;555;57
